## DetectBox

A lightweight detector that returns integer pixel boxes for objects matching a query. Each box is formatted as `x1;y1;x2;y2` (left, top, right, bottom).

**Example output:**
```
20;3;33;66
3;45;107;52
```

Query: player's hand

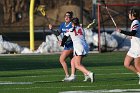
116;28;121;32
48;24;52;30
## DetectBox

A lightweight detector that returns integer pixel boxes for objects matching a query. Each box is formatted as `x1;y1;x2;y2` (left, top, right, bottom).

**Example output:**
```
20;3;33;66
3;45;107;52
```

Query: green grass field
0;52;140;93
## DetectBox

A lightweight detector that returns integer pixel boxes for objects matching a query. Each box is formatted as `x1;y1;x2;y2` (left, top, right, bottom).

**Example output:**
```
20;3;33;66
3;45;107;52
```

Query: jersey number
74;29;83;36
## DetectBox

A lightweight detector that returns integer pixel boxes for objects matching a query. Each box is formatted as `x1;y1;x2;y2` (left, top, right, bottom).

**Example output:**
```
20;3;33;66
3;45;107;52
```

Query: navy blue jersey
59;22;72;34
59;22;73;50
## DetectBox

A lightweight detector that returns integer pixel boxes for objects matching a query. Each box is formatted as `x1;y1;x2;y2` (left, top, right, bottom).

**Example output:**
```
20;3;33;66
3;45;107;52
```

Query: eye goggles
65;13;72;18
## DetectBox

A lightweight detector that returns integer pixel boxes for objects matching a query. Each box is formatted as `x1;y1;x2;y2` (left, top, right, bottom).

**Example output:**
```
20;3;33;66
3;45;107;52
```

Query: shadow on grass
0;54;124;71
0;60;123;71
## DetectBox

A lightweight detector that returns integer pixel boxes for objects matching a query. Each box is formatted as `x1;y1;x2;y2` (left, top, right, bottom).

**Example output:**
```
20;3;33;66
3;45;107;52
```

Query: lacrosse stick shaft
37;5;60;41
105;6;117;28
101;0;117;28
55;36;59;41
55;31;59;41
44;13;60;41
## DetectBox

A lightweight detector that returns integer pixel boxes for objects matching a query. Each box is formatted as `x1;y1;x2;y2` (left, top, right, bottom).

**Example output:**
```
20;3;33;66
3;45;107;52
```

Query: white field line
0;81;33;85
60;89;140;93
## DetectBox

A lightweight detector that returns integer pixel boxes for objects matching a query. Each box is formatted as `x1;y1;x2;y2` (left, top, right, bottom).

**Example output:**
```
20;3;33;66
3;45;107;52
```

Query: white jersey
65;26;89;56
127;19;140;58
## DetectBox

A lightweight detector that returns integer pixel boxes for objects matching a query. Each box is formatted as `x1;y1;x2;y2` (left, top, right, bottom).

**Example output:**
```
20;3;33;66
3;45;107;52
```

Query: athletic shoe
83;75;90;82
62;75;69;81
88;72;95;83
64;75;76;82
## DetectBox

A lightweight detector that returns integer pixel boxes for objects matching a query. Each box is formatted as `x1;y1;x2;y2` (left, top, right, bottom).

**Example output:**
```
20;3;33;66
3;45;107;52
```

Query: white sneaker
88;72;94;83
83;75;90;82
62;75;69;81
65;75;76;82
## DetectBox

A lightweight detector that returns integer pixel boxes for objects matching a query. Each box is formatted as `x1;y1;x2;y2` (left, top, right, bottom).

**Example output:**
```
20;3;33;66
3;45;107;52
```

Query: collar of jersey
65;22;72;27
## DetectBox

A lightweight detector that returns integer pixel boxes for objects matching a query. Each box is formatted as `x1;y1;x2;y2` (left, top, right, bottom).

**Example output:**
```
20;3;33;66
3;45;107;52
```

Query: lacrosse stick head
86;19;96;29
37;5;46;16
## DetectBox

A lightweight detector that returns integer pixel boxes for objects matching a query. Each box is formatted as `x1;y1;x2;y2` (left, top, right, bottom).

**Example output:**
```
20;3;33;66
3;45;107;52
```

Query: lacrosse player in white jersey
60;17;94;83
117;6;140;84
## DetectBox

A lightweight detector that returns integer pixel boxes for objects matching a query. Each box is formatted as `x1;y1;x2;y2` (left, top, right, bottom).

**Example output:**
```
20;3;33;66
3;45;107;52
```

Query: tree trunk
1;0;28;24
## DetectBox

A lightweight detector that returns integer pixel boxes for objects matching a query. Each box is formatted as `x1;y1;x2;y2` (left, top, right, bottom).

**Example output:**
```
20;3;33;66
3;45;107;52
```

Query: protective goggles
65;13;72;18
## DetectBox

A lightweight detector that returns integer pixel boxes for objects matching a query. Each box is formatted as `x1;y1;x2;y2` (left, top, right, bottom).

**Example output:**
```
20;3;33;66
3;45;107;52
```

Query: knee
74;64;80;69
71;59;74;64
134;62;140;68
59;57;65;63
124;62;129;68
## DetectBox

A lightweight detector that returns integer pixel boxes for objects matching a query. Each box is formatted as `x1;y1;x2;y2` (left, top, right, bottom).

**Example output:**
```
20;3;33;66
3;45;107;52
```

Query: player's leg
74;56;94;83
67;57;90;82
134;57;140;84
59;49;73;81
134;57;140;73
64;57;76;81
124;55;137;73
69;51;75;77
70;57;76;77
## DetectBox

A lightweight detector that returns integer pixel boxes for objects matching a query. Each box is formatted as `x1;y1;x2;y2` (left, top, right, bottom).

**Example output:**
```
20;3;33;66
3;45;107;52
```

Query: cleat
64;75;76;82
88;72;95;83
62;75;69;81
83;75;90;82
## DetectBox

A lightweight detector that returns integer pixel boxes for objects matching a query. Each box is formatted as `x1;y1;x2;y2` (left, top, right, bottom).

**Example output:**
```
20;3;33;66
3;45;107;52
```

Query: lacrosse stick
100;0;118;28
36;5;59;41
86;19;96;29
37;5;51;23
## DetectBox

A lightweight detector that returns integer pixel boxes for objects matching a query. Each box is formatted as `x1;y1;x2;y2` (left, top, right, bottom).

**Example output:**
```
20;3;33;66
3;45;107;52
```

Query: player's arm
50;29;60;36
117;23;138;36
48;24;61;36
120;30;137;36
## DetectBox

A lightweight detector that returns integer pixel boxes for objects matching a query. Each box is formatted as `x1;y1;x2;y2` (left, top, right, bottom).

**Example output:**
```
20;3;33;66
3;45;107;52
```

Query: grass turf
0;52;140;93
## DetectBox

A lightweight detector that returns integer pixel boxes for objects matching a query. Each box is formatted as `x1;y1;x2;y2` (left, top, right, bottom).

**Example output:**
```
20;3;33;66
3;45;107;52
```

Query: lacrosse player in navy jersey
49;11;75;81
117;6;140;84
60;18;94;83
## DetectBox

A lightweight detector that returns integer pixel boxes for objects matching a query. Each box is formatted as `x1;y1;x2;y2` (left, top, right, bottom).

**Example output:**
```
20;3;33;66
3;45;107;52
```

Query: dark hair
65;11;73;18
71;17;80;26
129;6;140;18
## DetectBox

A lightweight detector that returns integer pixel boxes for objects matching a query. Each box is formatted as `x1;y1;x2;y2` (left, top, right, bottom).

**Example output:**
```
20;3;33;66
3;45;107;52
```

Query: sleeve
132;24;139;31
120;20;138;36
50;23;63;36
120;30;137;36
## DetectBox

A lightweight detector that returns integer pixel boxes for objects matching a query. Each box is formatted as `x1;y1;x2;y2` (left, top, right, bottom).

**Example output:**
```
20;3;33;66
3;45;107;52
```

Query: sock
87;72;91;75
84;73;87;76
66;75;69;77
